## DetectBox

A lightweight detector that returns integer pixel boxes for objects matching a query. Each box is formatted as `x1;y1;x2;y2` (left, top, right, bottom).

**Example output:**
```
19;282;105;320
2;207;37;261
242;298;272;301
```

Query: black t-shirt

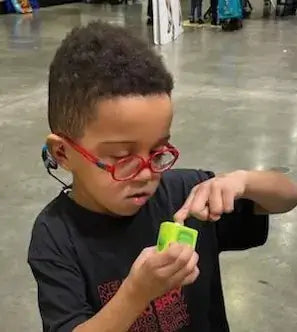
28;169;269;332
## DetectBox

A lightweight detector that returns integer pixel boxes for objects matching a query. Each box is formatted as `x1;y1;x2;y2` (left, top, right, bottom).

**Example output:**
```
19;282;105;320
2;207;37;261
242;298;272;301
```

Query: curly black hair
48;20;174;138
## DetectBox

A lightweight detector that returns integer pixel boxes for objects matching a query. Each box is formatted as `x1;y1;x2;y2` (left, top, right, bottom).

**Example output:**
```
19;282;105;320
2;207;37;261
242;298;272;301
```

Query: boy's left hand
174;171;248;224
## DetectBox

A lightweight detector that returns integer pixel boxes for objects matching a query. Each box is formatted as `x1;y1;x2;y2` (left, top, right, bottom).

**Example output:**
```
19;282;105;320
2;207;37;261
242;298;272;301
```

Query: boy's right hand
125;243;199;306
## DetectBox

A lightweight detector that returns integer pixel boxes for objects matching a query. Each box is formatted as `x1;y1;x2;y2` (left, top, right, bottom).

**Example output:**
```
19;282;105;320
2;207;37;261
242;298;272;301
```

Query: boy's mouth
126;192;151;206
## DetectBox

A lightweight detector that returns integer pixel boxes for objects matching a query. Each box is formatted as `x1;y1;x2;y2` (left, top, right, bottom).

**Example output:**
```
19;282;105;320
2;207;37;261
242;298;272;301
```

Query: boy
28;21;297;332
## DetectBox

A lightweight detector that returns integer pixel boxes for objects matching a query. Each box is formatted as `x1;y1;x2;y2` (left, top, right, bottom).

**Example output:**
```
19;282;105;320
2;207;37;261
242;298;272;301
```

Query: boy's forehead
85;95;173;144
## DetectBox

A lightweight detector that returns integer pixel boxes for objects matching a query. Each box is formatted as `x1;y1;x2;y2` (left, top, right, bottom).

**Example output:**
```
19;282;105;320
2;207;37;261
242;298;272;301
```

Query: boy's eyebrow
100;135;171;145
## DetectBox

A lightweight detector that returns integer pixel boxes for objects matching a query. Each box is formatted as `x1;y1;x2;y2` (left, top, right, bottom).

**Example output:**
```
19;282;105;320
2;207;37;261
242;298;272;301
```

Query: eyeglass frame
61;136;180;181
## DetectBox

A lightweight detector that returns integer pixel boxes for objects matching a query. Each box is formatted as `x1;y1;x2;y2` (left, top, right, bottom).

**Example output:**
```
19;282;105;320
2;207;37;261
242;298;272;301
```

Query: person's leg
197;0;202;18
210;0;218;24
147;0;153;25
197;0;204;23
189;0;197;22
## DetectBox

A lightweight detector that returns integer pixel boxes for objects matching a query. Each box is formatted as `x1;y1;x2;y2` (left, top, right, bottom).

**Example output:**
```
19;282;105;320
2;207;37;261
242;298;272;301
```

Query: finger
173;245;196;271
209;214;221;222
139;246;157;261
222;188;235;213
185;184;210;220
171;253;198;287
150;243;184;269
197;206;210;221
168;250;198;286
183;251;199;276
182;266;200;286
157;244;194;277
174;186;198;224
208;184;224;217
138;246;159;266
142;246;157;254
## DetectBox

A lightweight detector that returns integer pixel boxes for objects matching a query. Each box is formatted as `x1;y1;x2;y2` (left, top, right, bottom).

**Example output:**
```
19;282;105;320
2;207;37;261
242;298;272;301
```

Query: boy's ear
46;134;71;171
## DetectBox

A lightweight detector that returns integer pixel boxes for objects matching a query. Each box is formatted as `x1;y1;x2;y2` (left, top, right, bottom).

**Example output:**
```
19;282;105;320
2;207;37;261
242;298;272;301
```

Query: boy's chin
112;205;142;217
108;202;144;217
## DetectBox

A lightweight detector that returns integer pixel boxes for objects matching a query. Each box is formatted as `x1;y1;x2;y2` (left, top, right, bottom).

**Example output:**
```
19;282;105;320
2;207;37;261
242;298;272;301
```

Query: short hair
48;20;174;138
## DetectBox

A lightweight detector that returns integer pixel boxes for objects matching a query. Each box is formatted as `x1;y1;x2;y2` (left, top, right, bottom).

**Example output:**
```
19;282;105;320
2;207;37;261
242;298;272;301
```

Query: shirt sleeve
28;221;94;332
216;199;269;252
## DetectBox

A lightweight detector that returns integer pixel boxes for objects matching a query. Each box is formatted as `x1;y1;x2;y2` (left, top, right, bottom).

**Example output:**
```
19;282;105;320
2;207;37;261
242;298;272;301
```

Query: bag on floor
219;0;243;31
218;0;242;20
221;18;243;31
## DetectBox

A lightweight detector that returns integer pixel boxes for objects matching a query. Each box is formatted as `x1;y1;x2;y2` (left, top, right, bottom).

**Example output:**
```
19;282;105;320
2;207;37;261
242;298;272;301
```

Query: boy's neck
70;182;109;215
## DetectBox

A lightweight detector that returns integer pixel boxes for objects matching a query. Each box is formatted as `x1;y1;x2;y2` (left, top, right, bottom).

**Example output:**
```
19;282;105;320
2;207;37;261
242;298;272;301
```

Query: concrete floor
1;2;297;331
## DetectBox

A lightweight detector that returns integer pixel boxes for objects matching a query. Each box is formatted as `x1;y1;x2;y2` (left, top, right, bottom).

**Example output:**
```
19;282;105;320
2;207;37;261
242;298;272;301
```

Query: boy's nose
134;166;153;182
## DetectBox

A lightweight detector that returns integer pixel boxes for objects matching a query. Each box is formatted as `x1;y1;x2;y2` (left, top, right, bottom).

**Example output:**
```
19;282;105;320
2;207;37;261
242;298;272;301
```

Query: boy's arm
29;244;146;332
174;170;297;224
242;170;297;214
73;279;147;332
29;253;147;332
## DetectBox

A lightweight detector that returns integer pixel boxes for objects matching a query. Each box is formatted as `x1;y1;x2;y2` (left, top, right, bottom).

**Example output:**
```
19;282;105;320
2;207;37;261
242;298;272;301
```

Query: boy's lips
126;192;151;206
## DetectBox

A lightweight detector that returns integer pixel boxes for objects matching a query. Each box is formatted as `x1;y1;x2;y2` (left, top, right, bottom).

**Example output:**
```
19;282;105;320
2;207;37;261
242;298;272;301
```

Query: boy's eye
151;145;166;154
110;154;131;160
108;145;168;160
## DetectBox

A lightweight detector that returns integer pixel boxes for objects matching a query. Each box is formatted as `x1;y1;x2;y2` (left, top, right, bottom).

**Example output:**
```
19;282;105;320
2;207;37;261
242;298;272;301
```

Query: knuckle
190;205;200;215
177;255;189;266
190;268;199;281
199;214;208;221
224;206;233;213
210;215;221;222
167;246;180;260
185;264;194;275
141;248;149;256
192;184;199;192
193;269;199;279
211;209;222;217
196;208;208;221
212;180;222;190
210;203;223;213
193;252;199;264
193;267;200;280
155;270;166;281
166;251;176;261
178;249;192;266
199;182;208;191
187;275;195;284
211;178;218;186
145;257;154;269
190;205;205;218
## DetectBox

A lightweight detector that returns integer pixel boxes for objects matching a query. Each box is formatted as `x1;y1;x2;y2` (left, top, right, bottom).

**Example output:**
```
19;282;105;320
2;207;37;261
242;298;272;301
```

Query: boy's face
59;94;173;216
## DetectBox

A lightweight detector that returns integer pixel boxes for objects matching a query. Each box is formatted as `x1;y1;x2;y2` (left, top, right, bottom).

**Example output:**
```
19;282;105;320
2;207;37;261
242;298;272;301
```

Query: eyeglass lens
150;150;176;171
113;151;176;180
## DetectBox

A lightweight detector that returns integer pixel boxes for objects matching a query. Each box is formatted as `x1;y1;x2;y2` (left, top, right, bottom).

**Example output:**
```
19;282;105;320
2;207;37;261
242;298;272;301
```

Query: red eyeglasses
63;137;179;181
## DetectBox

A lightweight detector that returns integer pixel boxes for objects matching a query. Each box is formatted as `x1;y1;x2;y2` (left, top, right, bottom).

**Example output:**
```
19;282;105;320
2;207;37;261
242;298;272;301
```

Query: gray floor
1;2;297;331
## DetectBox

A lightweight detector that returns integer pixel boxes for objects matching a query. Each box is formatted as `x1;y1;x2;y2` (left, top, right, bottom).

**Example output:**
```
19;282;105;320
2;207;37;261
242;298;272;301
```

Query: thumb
136;246;157;265
174;187;197;225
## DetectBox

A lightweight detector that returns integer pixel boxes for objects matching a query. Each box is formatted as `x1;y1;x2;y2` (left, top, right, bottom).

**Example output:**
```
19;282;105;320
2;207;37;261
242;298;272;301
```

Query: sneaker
197;18;204;25
211;19;217;26
189;17;195;24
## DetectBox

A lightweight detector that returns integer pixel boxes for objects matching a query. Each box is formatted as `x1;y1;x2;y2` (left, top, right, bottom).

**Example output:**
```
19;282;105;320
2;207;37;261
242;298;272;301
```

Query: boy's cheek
86;169;125;196
78;165;162;205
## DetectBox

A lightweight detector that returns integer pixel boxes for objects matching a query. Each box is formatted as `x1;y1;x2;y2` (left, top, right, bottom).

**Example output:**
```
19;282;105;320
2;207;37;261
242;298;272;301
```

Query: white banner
153;0;184;45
